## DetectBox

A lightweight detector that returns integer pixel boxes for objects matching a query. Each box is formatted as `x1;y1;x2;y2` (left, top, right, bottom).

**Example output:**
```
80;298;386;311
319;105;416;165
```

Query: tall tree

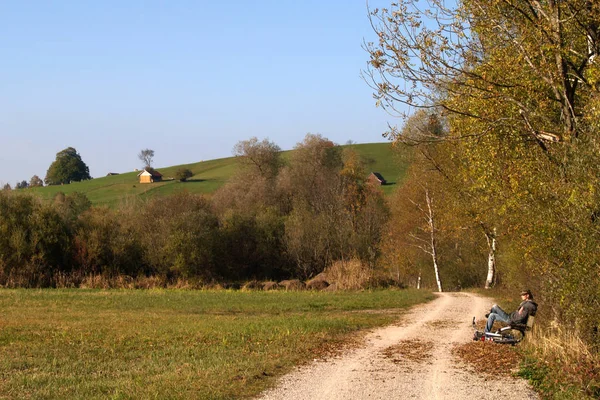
45;147;91;185
29;175;43;187
213;137;283;215
364;0;599;143
233;137;282;180
138;149;155;169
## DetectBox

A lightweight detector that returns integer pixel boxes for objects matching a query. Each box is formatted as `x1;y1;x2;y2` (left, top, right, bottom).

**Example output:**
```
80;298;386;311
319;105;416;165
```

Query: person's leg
485;304;511;332
490;304;510;320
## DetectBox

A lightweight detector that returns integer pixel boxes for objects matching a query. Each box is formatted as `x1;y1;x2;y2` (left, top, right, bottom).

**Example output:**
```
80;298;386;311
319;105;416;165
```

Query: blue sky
0;1;399;186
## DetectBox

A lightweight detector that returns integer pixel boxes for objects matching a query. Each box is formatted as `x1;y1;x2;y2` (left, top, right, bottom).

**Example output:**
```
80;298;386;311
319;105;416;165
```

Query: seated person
485;289;538;333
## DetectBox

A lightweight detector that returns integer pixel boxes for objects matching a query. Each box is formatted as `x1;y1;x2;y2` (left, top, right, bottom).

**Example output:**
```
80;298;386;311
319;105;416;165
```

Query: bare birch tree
483;227;497;289
409;185;443;292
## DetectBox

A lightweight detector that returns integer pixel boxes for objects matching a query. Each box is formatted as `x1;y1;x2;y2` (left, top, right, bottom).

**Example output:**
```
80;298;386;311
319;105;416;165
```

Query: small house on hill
368;172;387;186
137;168;163;184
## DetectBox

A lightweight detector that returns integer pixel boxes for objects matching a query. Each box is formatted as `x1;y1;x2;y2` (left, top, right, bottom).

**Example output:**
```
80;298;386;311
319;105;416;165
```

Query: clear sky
0;0;401;186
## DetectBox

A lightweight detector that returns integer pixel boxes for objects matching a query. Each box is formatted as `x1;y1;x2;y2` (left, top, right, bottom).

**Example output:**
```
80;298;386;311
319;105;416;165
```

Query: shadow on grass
181;179;207;183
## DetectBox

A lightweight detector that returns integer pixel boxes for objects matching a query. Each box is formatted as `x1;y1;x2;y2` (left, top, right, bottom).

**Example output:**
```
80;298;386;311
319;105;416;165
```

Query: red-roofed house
137;168;163;184
367;172;387;186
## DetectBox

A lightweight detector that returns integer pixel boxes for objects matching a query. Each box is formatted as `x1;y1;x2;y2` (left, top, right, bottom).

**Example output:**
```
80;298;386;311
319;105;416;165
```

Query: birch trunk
484;228;497;289
425;189;443;292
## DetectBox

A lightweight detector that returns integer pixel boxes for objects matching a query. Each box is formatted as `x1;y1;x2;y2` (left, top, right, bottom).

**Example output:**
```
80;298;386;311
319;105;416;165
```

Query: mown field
0;288;433;399
26;142;406;206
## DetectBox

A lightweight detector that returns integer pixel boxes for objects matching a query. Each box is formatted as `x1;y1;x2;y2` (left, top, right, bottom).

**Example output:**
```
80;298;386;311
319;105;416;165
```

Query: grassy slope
0;289;434;399
26;142;406;206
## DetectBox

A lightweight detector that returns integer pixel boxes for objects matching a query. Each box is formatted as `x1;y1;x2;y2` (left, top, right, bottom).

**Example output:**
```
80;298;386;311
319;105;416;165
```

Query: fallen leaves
452;341;522;378
381;339;434;365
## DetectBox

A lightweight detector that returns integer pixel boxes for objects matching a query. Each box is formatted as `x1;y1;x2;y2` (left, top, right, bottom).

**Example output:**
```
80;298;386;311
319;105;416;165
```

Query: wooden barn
368;172;387;186
137;168;163;184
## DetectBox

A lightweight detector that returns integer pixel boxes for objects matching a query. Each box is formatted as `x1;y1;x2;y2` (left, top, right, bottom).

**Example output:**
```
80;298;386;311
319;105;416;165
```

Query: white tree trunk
417;270;421;289
484;228;497;289
425;189;443;293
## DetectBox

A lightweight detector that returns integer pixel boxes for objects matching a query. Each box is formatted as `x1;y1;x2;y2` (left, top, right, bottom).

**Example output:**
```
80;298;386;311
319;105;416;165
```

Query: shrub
279;279;305;291
175;168;193;182
0;191;72;286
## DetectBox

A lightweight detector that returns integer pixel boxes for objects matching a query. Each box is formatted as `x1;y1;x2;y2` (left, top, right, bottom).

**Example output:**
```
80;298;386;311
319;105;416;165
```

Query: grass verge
467;287;599;399
0;288;433;399
517;327;600;400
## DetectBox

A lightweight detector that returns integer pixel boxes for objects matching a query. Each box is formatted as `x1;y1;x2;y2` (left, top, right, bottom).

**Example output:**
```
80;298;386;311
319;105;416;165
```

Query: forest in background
0;134;408;287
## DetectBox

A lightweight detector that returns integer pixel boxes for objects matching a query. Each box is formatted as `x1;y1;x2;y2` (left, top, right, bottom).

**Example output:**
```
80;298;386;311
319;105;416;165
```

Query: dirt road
258;292;538;400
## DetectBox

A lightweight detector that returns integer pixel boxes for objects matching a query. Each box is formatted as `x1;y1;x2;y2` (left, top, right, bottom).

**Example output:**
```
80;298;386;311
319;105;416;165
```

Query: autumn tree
214;138;284;215
281;134;389;278
233;137;282;180
281;133;342;211
212;138;290;279
29;175;43;187
365;0;599;143
365;0;600;347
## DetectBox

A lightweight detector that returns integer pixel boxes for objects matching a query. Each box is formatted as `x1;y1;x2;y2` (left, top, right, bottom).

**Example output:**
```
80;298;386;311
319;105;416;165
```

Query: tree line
0;134;398;288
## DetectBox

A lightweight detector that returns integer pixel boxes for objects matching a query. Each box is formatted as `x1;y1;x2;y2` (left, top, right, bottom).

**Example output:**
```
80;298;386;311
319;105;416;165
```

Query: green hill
27;142;407;207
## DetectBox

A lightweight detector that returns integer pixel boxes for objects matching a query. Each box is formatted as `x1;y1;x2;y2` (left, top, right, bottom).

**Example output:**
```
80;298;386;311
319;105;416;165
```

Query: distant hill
27;143;408;207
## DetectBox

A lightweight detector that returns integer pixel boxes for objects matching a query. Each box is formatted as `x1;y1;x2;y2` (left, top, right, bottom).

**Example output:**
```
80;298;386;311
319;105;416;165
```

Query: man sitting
484;289;538;333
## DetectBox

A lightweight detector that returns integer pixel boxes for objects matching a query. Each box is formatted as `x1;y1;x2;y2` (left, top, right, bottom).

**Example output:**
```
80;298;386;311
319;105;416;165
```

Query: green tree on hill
175;168;193;182
45;147;91;185
15;180;29;189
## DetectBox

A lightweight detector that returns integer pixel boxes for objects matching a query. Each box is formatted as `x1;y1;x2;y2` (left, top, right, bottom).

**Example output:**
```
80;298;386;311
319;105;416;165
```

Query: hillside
28;143;407;206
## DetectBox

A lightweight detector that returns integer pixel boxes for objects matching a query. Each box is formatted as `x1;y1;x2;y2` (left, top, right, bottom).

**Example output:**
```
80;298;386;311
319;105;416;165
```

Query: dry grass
77;274;207;289
532;324;595;366
325;259;372;290
519;325;600;398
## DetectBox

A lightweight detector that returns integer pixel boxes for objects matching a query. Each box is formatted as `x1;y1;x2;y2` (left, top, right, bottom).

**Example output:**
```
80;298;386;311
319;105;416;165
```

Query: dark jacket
510;300;538;324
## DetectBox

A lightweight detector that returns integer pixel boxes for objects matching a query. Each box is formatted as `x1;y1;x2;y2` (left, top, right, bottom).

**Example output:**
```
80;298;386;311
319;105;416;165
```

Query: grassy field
0;288;433;399
26;142;407;206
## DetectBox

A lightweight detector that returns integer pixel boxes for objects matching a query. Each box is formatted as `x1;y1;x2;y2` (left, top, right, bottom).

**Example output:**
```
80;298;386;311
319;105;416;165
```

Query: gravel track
258;292;538;400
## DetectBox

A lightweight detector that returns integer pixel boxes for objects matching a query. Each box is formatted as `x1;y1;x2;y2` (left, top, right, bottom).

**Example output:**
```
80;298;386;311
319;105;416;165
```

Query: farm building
137;168;163;183
368;172;387;185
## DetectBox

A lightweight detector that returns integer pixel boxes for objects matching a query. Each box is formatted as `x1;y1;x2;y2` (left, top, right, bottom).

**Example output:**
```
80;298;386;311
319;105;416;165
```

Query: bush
0;191;72;286
279;279;305;291
136;193;219;280
175;168;193;182
74;207;145;277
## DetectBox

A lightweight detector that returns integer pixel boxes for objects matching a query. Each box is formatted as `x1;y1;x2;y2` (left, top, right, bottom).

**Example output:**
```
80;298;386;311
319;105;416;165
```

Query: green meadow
27;143;406;206
0;289;433;399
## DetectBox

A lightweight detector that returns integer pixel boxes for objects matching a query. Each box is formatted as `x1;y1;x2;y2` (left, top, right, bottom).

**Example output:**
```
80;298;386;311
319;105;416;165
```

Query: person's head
520;289;533;300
